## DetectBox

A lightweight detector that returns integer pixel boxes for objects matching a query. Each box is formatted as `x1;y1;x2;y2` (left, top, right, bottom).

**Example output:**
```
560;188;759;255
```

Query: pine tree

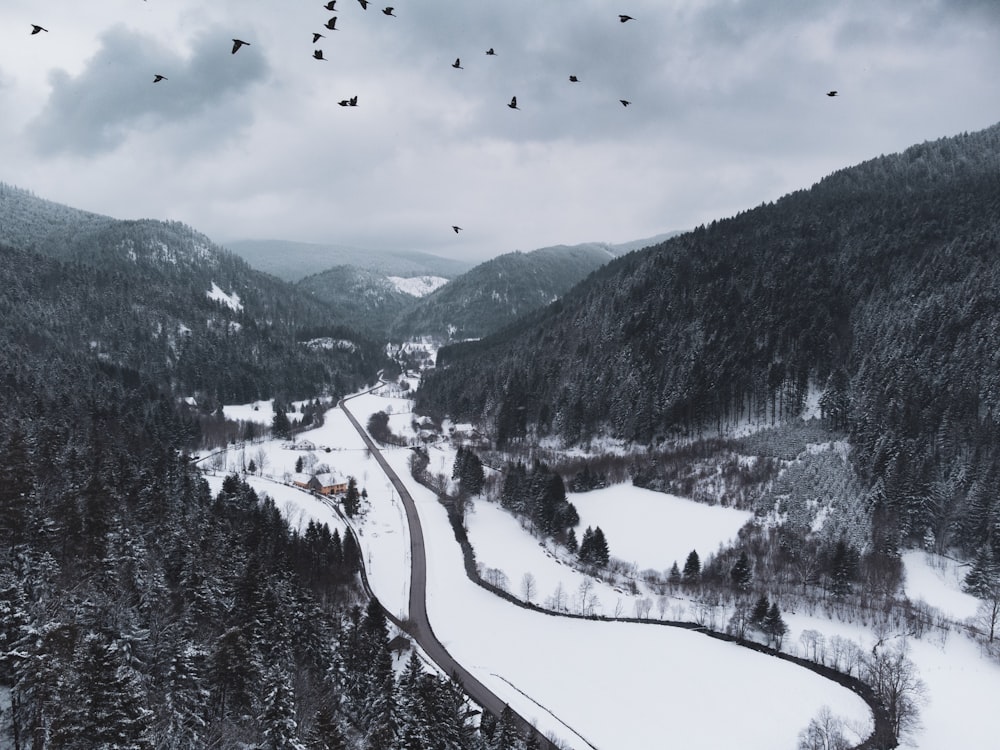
750;594;770;627
578;526;595;563
763;602;788;648
828;539;859;597
307;701;349;750
161;641;210;749
682;550;701;585
730;551;752;593
491;705;522;750
259;666;307;750
565;527;578;554
668;561;682;587
964;544;1000;599
396;651;430;750
50;631;154;750
590;526;610;567
343;477;361;517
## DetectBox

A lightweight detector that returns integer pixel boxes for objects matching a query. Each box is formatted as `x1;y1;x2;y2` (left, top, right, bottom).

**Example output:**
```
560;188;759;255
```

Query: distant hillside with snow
387;275;449;297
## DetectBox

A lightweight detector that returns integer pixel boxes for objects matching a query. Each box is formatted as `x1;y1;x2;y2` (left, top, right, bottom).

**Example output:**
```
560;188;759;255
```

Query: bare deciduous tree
864;641;926;742
520;572;537;603
634;597;653;619
577;578;594;615
797;705;851;750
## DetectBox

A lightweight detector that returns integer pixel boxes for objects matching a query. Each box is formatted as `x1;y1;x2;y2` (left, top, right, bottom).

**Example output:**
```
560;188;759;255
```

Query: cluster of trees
499;460;579;540
417;123;1000;554
452;447;485;496
575;527;609;567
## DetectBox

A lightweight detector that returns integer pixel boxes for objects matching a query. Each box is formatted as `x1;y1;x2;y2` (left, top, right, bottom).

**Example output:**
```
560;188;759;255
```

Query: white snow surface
207;281;242;311
387;275;449;297
570;484;751;572
901;550;981;622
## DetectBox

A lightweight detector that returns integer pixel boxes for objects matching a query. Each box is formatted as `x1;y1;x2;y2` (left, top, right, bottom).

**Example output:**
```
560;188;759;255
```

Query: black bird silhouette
382;7;395;16
569;75;579;82
153;74;167;83
325;17;338;30
619;14;634;23
452;58;463;69
508;96;519;110
324;1;338;9
338;99;350;106
30;24;48;35
452;226;462;234
620;99;631;107
349;95;358;106
313;49;326;60
486;48;496;55
231;39;250;54
827;90;838;97
312;32;325;43
358;0;369;7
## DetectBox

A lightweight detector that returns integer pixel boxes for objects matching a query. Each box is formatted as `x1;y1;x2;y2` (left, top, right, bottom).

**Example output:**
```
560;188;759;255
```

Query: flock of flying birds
28;6;840;236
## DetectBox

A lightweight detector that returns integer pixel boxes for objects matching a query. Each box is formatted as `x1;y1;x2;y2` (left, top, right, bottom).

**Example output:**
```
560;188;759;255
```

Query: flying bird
452;58;463;69
324;1;338;9
358;0;369;7
569;75;579;82
827;90;838;97
325;17;338;30
153;74;167;83
349;95;358;106
486;48;496;55
620;99;631;107
231;39;250;54
508;96;519;110
619;15;634;22
312;32;325;43
313;49;327;60
452;226;462;234
30;24;48;35
382;7;395;16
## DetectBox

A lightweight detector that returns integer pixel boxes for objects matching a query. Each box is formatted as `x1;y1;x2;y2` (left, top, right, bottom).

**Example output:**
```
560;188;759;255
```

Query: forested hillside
417;123;1000;555
297;265;421;339
0;184;385;408
393;243;617;340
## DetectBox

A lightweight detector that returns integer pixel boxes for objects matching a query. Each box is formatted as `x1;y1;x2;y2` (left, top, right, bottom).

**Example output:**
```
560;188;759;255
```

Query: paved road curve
339;395;565;749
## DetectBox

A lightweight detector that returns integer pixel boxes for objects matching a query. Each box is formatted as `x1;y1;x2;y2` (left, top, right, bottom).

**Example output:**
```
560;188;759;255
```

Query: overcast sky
2;1;999;262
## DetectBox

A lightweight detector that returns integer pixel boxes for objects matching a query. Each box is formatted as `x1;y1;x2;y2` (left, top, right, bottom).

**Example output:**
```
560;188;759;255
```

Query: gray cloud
30;24;269;156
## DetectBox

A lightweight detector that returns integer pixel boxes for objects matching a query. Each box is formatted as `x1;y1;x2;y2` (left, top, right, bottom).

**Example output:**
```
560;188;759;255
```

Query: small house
315;472;348;495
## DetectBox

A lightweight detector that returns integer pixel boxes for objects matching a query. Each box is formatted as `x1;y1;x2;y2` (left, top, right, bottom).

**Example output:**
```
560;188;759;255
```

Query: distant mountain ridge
223;238;473;282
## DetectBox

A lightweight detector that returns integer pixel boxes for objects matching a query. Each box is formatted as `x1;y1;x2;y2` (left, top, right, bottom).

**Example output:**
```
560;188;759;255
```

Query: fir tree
343;477;361;517
750;594;770;627
730;551;752;593
964;544;1000;599
682;550;701;585
259;666;307;750
762;602;788;648
668;561;682;588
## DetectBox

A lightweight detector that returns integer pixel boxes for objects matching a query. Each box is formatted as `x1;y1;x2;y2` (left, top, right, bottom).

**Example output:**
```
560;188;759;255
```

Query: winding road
338;394;562;749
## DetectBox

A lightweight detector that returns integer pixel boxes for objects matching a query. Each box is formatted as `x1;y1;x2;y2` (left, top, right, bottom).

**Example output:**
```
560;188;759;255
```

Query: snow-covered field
202;378;1000;749
570;484;751;573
